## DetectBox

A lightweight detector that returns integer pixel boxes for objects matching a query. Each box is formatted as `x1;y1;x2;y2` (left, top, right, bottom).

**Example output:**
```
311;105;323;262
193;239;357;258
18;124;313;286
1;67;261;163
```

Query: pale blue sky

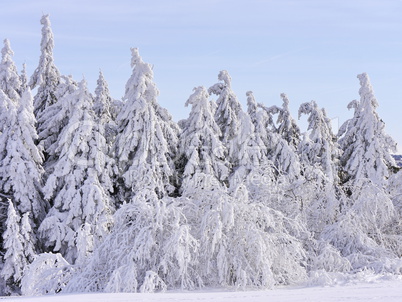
1;0;402;150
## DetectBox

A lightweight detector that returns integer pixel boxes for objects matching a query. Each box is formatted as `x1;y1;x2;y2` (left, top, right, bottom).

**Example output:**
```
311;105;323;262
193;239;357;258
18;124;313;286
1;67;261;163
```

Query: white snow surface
4;278;402;302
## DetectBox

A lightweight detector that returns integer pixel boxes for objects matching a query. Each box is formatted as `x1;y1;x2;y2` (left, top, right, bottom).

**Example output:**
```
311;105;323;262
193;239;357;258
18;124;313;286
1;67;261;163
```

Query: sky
1;0;402;151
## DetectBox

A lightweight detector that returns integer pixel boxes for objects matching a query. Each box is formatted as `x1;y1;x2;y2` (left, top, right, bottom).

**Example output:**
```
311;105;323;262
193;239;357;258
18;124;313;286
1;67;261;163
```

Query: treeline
0;15;401;296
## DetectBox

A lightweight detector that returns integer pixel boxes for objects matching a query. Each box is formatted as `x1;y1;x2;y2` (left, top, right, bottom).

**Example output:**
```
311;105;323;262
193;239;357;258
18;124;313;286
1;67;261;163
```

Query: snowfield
4;279;402;302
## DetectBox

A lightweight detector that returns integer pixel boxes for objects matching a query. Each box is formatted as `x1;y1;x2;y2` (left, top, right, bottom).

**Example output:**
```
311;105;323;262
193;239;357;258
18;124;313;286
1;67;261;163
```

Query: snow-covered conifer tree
256;98;305;219
20;213;36;264
20;63;28;92
1;200;26;293
36;75;78;175
0;90;14;145
93;71;118;205
0;90;14;254
94;71;113;123
298;100;343;234
0;39;21;104
247;91;271;150
115;48;179;200
0;89;46;223
208;70;243;163
338;73;397;187
257;95;301;176
2;210;38;294
29;15;61;126
179;86;229;184
94;71;116;142
261;93;301;148
276;93;301;148
247;91;282;169
229;110;267;188
324;73;401;273
39;80;114;264
298;100;339;182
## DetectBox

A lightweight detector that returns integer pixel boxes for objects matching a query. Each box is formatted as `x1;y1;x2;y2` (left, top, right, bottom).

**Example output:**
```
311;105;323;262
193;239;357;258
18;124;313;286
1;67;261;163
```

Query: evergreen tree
208;70;242;164
1;200;26;293
94;71;116;144
19;63;28;92
387;170;402;256
39;80;114;264
338;73;397;187
179;86;229;184
298;100;343;234
246;91;270;149
20;213;36;264
0;89;46;223
36;75;78;175
323;73;401;273
229;110;266;188
0;39;21;104
29;15;61;128
94;71;113;123
298;100;340;183
259;93;301;149
0;90;14;257
0;90;14;146
115;48;179;200
257;95;301;176
276;93;301;148
93;71;118;202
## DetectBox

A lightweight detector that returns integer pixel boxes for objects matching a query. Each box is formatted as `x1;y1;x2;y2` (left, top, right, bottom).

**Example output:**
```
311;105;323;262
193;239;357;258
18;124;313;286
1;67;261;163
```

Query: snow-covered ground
4;278;402;302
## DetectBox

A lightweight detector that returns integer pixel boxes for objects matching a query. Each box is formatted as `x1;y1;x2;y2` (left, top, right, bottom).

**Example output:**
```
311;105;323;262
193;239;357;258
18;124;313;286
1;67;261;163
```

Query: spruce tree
0;39;21;104
276;93;301;148
36;75;78;175
0;89;46;223
208;70;243;164
298;100;339;183
298;100;343;234
115;48;179;200
179;86;229;183
1;200;26;294
323;73;401;273
29;15;61;128
229;109;266;188
338;73;397;187
94;71;113;123
257;95;301;176
246;91;271;151
94;71;116;145
39;80;114;264
19;63;28;92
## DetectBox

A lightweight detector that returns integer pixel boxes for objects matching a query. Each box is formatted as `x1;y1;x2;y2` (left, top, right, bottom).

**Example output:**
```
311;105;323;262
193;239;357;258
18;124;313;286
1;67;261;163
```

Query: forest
0;15;401;296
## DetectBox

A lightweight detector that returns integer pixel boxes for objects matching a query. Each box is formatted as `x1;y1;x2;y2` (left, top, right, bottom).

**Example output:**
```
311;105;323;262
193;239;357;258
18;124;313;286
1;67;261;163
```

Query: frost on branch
65;189;198;293
21;253;72;296
182;174;308;288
